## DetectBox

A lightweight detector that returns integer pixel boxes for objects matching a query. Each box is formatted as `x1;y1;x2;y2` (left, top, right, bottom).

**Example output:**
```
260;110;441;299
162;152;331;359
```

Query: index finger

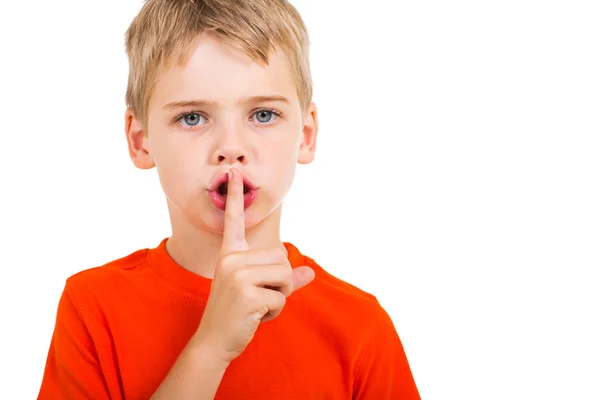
221;168;248;253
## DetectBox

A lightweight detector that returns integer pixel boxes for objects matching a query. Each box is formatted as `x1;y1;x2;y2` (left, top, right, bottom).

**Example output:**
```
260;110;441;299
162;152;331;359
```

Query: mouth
216;181;251;196
208;172;258;210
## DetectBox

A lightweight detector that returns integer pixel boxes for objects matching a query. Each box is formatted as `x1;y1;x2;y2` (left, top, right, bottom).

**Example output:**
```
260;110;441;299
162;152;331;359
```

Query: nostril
216;155;245;163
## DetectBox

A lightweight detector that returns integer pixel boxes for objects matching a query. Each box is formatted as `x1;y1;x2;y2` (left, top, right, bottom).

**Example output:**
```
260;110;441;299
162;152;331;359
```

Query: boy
38;0;420;398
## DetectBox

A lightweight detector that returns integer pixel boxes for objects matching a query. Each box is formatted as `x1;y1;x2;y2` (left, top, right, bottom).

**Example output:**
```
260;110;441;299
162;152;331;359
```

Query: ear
125;108;155;170
297;102;318;165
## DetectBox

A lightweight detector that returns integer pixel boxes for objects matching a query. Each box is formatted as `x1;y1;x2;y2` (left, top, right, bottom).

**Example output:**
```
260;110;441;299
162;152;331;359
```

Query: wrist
189;331;232;369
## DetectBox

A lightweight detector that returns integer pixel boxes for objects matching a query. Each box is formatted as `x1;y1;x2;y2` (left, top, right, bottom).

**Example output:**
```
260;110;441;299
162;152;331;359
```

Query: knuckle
273;248;288;264
281;265;293;282
275;291;287;308
268;309;281;320
231;268;249;286
242;287;259;304
219;253;237;271
235;231;245;243
280;285;293;298
254;310;267;322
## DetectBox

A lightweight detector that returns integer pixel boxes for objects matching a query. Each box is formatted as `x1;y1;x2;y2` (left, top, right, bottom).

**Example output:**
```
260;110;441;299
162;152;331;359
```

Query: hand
194;168;315;363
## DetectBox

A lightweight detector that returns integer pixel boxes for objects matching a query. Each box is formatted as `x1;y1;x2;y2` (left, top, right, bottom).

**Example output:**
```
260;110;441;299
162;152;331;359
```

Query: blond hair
124;0;313;130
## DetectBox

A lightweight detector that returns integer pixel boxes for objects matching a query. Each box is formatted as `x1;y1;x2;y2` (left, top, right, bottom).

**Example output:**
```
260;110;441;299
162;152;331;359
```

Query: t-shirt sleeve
352;302;421;399
37;284;113;400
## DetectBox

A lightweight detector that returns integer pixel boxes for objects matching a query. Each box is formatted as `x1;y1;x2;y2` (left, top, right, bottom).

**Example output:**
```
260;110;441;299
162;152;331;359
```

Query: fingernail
228;169;233;181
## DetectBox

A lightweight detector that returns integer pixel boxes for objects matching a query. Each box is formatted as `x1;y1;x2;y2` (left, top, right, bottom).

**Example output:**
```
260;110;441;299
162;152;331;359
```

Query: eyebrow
163;95;291;110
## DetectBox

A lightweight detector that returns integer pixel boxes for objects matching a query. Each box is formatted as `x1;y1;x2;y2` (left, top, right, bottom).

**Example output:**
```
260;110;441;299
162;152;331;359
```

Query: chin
200;202;271;234
173;193;284;236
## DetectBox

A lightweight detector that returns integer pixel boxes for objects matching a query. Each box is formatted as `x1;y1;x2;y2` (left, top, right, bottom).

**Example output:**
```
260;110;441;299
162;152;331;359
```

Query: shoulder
294;249;393;338
50;247;151;339
64;247;149;303
305;254;379;306
288;246;419;396
67;247;147;284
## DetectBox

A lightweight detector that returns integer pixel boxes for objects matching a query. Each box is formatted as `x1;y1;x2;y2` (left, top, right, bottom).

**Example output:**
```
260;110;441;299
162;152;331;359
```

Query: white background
1;0;599;399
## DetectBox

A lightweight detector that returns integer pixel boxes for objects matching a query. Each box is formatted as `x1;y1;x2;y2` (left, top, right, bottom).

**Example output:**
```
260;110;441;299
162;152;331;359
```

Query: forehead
151;35;297;107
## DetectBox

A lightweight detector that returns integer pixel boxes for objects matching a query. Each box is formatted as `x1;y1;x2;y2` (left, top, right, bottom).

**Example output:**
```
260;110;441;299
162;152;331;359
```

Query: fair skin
125;34;319;399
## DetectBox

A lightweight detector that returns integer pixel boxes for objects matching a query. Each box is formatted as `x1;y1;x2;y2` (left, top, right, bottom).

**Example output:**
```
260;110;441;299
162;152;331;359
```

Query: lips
208;171;258;211
209;172;257;192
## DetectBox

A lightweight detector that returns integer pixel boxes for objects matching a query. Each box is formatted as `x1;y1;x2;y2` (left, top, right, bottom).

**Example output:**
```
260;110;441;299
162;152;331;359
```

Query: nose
210;128;250;166
215;149;246;165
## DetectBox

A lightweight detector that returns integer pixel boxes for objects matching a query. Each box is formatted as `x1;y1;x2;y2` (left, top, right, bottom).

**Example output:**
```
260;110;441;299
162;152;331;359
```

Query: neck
164;204;286;279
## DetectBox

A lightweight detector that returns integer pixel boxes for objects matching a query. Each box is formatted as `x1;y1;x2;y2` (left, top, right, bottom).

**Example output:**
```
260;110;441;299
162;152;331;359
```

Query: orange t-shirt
38;239;420;399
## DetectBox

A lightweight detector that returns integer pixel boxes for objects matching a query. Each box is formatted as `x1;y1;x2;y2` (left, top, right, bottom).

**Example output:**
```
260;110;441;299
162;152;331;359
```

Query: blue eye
182;113;204;126
254;110;277;124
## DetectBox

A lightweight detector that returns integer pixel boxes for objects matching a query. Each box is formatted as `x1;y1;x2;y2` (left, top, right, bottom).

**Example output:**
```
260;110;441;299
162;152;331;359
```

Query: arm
352;303;421;400
149;334;230;400
37;287;112;400
38;285;230;400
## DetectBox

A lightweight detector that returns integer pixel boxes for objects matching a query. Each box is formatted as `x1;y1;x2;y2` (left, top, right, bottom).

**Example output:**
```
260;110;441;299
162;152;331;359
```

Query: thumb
291;266;315;292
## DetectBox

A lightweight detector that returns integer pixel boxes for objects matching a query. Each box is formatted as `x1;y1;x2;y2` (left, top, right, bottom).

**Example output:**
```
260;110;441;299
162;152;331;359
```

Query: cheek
153;141;201;195
270;145;298;192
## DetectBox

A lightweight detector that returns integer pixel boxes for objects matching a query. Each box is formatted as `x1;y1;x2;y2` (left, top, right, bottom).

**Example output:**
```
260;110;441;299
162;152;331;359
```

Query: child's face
126;34;318;234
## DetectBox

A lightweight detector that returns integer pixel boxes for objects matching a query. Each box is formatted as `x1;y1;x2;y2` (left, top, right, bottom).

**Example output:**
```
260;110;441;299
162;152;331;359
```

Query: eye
253;109;281;124
176;112;206;128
